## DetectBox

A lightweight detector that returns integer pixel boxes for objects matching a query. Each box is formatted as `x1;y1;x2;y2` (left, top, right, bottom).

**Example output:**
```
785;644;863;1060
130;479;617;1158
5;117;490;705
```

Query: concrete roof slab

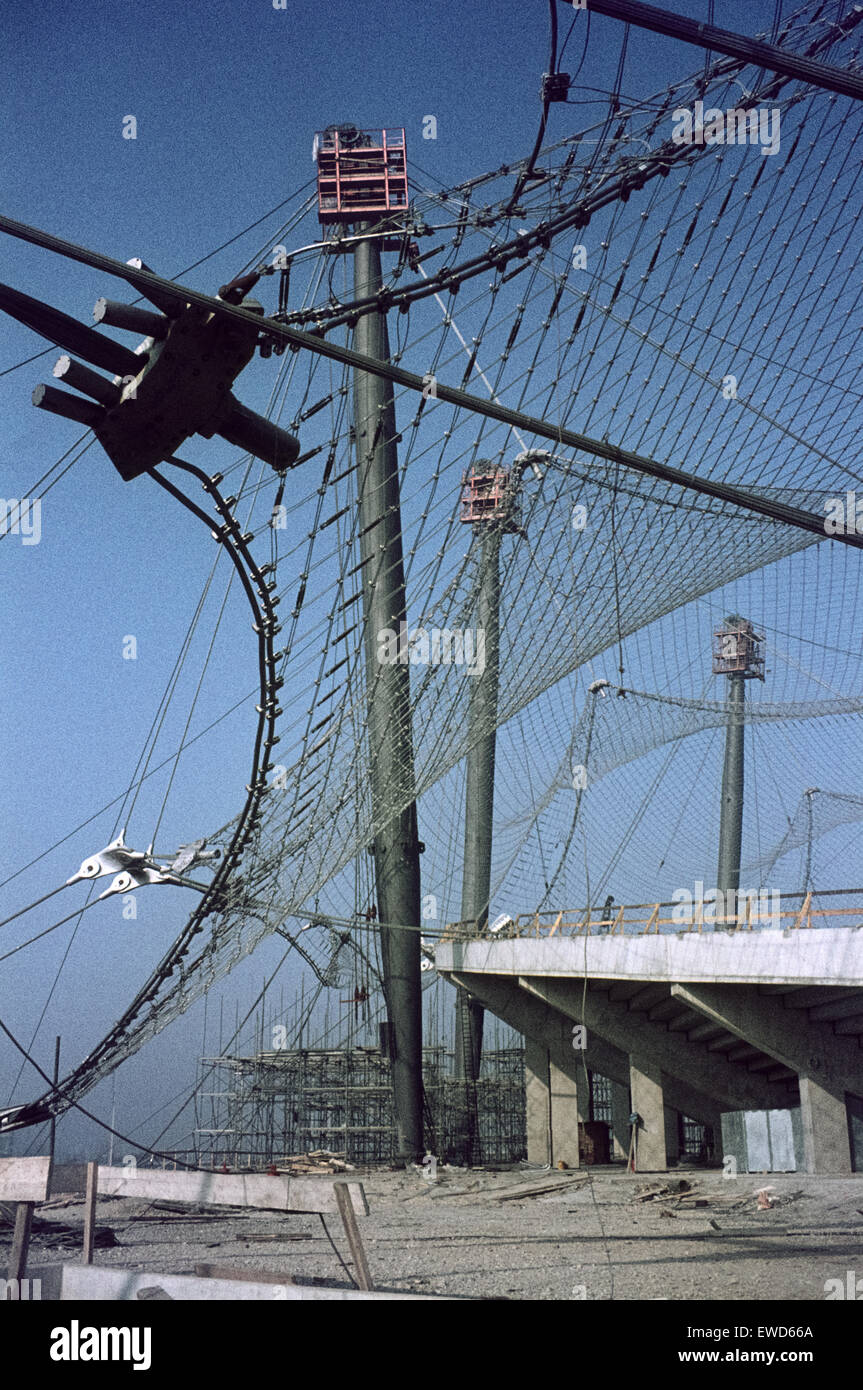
437;927;863;987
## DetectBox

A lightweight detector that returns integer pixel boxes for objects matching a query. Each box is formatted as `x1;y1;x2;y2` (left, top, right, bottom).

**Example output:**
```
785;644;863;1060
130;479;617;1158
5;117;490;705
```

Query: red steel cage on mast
459;464;522;533
712;617;766;680
314;126;408;225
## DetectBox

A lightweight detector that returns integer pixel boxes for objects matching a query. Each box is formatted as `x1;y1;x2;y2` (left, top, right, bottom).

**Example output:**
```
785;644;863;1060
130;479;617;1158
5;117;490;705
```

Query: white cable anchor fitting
66;830;153;886
98;863;182;900
66;830;218;900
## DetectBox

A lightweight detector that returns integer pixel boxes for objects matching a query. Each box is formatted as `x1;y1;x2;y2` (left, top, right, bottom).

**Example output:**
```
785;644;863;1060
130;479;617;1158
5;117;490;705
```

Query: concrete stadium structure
436;926;863;1174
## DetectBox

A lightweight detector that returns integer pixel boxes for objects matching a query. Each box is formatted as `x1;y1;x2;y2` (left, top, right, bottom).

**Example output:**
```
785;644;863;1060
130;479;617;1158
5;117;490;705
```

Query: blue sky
2;0;852;1159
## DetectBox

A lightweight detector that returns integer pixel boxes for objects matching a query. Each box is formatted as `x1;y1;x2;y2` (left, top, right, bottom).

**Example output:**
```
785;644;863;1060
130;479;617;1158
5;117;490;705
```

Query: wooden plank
0;1156;52;1203
486;1175;586;1202
334;1182;374;1291
8;1203;34;1281
94;1165;368;1215
791;891;812;930
641;903;661;935
244;1232;312;1242
50;1263;452;1301
82;1162;98;1266
195;1263;294;1285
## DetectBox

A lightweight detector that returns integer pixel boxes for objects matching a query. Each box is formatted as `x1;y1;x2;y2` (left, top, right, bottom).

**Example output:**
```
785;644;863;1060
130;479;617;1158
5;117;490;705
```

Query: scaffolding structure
193;1046;527;1167
192;1043;714;1169
424;1048;527;1163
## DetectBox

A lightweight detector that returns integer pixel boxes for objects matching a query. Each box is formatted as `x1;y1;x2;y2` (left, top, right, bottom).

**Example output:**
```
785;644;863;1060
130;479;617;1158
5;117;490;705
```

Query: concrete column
664;1107;681;1165
577;1069;592;1125
799;1076;852;1174
525;1037;551;1165
630;1055;667;1172
550;1048;582;1169
453;971;750;1124
610;1081;630;1160
524;1038;584;1168
522;976;784;1112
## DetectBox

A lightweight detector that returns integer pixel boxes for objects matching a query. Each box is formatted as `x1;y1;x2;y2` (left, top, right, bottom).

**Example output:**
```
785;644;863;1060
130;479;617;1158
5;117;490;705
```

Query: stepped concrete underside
436;928;863;1174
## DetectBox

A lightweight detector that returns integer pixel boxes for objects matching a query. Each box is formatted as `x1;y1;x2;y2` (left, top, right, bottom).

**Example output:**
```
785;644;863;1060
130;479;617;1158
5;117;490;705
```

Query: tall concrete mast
315;125;423;1159
713;616;765;906
454;462;522;1157
352;229;424;1160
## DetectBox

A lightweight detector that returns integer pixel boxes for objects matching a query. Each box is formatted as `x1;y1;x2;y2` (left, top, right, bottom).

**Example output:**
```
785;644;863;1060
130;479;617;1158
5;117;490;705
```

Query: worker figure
599;894;615;934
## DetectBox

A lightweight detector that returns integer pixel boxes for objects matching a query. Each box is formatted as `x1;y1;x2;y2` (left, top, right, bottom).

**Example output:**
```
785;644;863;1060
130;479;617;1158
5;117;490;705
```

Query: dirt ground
10;1165;863;1300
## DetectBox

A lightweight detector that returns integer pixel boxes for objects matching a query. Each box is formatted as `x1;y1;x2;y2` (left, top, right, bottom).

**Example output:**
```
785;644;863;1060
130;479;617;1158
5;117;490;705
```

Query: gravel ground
9;1165;863;1300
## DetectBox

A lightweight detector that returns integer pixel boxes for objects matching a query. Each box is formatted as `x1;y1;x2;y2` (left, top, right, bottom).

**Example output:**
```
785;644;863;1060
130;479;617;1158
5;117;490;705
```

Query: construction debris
490;1175;587;1202
130;1203;244;1223
426;1180;486;1199
631;1178;807;1219
0;1203;118;1248
277;1149;356;1175
149;1201;225;1215
633;1180;732;1214
765;1188;805;1209
635;1179;693;1203
244;1232;314;1242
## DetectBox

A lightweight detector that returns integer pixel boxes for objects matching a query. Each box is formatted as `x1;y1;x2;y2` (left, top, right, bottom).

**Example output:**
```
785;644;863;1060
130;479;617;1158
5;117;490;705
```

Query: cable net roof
7;0;863;1109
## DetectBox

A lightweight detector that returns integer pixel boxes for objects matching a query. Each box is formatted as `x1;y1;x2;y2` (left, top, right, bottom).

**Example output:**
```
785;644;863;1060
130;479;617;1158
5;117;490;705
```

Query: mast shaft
716;673;746;896
456;526;502;1095
352;230;423;1161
